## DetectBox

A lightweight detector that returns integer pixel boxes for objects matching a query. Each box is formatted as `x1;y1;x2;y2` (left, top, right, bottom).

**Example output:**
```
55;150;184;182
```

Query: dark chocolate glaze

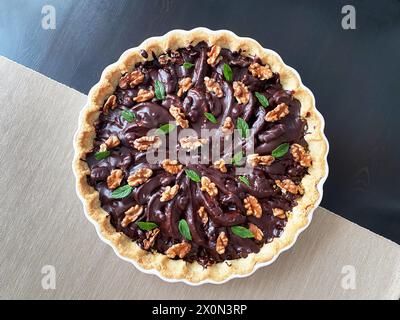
86;42;309;266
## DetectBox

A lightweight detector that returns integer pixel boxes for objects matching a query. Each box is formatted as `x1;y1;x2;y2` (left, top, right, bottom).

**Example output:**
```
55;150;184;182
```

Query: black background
1;0;399;243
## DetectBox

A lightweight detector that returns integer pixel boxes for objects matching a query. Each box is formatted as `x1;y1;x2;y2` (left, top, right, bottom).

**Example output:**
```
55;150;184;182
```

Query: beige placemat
0;56;399;300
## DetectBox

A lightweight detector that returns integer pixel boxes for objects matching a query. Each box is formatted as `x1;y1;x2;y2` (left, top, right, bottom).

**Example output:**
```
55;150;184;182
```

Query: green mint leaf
232;151;243;166
183;62;195;69
231;226;254;238
137;221;158;231
185;169;201;183
178;219;192;240
237;117;249;138
121;110;136;122
271;143;290;158
239;176;250;187
223;63;233;82
94;150;110;160
155;80;166;100
111;185;133;199
156;123;176;135
204;112;218;124
255;92;269;108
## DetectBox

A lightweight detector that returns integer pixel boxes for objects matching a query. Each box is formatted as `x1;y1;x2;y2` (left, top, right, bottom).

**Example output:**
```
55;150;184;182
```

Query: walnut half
133;136;162;151
213;159;227;173
200;176;218;197
206;45;221;66
216;232;228;255
161;159;183;175
119;70;144;89
198;206;208;225
107;169;123;190
160;185;180;202
104;135;120;149
247;154;275;167
275;179;304;195
248;62;273;80
243;195;262;218
265;103;289;122
133;89;155;102
179;136;208;150
127;167;153;187
204;77;224;98
248;223;264;241
221;116;234;134
272;208;286;219
169;106;189;128
291;143;312;167
103;95;117;114
177;77;193;97
165;242;191;258
233;81;250;104
143;228;160;250
121;204;144;227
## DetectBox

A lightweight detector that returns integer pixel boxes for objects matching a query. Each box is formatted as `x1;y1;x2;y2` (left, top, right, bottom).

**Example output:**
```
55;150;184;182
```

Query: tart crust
73;28;328;284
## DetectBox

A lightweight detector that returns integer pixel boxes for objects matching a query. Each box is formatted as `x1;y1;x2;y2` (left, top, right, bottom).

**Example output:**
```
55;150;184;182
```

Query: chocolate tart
73;28;328;284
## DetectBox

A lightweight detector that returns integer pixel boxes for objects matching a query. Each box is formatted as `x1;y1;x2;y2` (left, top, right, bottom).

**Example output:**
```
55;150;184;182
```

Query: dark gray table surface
1;0;399;243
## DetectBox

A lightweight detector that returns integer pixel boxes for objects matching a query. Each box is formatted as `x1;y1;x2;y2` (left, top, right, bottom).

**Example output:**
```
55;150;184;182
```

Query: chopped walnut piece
243;195;262;218
200;176;218;197
121;205;144;227
221;116;234;134
127;167;153;187
177;77;193;97
206;45;221;66
247;154;275;167
99;143;107;152
169;50;181;63
272;208;286;219
216;232;228;255
143;228;160;250
158;54;171;65
291;143;312;167
169;106;189;128
213;159;227;173
179;136;208;150
265;103;289;122
198;206;208;224
248;62;273;80
104;135;120;149
275;179;304;195
103;95;117;114
133;135;161;151
248;223;264;241
107;169;123;190
161;159;183;174
119;70;144;89
233;81;250;104
160;184;180;202
165;242;191;258
204;77;224;98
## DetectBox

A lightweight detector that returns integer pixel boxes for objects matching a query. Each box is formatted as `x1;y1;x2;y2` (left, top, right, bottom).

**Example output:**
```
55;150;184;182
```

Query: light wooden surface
0;56;399;300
